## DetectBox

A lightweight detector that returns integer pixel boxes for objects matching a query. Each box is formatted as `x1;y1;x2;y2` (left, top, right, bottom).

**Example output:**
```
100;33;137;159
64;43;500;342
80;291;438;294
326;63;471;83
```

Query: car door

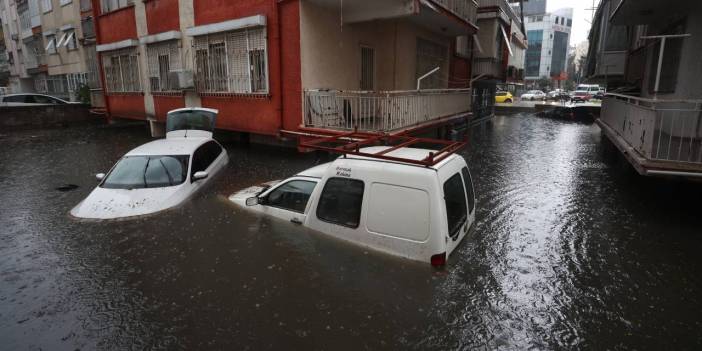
257;178;318;224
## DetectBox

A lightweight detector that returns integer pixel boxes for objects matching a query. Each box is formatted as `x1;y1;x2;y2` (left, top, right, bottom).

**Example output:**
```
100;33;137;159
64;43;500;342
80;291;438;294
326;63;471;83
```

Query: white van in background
229;145;476;266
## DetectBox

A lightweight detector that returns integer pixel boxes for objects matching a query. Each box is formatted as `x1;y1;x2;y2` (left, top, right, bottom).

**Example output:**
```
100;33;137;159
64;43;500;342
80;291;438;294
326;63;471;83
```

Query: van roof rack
299;131;466;167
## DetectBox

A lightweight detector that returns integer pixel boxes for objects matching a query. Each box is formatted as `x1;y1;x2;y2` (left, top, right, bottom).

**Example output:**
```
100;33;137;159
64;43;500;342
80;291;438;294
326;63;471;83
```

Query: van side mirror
96;173;105;181
193;171;209;181
245;197;259;206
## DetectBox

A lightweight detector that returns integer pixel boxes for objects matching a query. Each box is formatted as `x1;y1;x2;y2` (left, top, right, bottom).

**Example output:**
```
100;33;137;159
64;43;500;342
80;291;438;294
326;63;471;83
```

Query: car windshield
528;90;541;94
101;155;190;189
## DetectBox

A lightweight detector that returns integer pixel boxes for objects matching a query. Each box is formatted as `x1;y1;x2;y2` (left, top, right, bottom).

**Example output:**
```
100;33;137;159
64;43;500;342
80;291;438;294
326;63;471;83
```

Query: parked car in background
0;93;77;106
71;108;229;220
230;143;476;266
570;90;592;103
495;91;514;103
594;88;606;100
575;84;601;96
548;89;571;101
520;90;546;101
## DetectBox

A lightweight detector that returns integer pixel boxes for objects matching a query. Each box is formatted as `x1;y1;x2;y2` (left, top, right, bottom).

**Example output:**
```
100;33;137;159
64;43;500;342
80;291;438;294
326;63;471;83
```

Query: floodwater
1;115;701;350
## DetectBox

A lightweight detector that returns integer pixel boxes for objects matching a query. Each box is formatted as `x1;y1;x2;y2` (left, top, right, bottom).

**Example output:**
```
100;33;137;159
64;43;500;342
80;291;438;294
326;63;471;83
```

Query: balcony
476;0;521;25
598;94;702;176
473;57;504;79
304;0;478;36
304;89;472;133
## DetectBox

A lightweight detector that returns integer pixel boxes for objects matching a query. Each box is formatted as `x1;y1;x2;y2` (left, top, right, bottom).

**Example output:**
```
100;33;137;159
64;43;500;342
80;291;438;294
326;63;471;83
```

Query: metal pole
416;66;440;90
654;37;666;94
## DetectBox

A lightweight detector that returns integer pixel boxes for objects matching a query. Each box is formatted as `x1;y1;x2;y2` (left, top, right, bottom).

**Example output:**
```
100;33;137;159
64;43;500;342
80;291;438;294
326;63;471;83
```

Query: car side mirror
96;173;105;181
193;171;209;181
245;197;259;206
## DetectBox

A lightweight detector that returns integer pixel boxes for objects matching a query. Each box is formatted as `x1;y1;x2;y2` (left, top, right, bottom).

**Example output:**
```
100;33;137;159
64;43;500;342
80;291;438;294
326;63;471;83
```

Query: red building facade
93;0;478;138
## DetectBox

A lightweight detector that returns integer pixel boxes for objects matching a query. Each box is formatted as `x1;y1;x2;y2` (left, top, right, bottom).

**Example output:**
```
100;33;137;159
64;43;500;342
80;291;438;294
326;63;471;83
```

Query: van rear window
443;173;467;239
316;178;364;228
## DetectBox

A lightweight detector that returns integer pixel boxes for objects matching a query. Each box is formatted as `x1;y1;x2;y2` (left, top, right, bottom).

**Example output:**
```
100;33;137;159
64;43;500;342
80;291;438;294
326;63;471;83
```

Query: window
567;19;572;27
147;40;181;92
45;34;57;54
461;167;475;214
360;46;374;90
100;0;133;14
60;0;72;5
526;30;543;76
264;180;317;213
191;141;223;178
193;27;268;94
32;95;63;104
316;178;364;228
415;38;448;89
561;17;565;26
102;48;141;92
443;173;467;239
42;0;52;13
101;155;189;189
555;16;558;23
58;29;76;50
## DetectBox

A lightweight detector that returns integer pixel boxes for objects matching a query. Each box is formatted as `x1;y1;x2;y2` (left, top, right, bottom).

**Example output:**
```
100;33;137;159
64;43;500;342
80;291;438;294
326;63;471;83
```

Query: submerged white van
229;145;476;266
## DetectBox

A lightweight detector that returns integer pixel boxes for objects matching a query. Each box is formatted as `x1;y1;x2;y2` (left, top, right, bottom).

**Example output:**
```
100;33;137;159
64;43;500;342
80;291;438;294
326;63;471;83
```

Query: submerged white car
229;144;476;266
71;108;228;219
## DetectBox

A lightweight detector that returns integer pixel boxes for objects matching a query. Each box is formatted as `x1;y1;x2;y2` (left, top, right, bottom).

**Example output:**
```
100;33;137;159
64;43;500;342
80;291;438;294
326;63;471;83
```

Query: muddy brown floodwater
1;115;701;350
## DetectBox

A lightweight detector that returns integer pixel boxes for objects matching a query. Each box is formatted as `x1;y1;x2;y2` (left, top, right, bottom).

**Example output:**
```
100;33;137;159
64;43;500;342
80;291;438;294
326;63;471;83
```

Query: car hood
70;185;185;219
228;180;281;206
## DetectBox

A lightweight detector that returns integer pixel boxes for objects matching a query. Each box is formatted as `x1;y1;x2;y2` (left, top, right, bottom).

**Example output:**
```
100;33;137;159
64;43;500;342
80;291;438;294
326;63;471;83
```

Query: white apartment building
523;7;573;86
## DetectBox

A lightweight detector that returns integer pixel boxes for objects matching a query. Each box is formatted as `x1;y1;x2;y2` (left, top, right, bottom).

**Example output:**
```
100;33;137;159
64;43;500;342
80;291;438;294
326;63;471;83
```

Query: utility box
168;70;194;90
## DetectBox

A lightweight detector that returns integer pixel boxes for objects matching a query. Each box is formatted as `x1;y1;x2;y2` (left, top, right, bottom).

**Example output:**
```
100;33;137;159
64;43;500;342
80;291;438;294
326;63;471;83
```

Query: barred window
146;40;181;92
193;27;268;94
100;0;133;14
102;48;141;93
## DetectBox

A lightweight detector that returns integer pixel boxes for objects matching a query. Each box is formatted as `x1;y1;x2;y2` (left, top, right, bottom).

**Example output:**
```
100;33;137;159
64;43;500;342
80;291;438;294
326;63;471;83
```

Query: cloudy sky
547;0;602;45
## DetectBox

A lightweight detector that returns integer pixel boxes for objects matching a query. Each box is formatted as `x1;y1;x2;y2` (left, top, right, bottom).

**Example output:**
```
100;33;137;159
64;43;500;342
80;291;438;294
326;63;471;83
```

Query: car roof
125;137;209;156
297;163;330;178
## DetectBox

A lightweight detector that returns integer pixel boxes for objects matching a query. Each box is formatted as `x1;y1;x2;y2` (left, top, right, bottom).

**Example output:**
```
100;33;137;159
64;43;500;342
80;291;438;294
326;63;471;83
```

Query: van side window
265;180;317;213
443;173;467;239
316;177;364;228
191;141;223;178
461;167;475;214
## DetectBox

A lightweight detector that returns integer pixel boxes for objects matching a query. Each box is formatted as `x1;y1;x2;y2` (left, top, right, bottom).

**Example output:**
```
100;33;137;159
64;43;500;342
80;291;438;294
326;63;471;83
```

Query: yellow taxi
495;91;514;103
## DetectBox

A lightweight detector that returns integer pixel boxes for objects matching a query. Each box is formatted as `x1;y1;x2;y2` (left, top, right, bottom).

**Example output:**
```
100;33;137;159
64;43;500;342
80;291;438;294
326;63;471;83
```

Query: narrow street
1;115;701;349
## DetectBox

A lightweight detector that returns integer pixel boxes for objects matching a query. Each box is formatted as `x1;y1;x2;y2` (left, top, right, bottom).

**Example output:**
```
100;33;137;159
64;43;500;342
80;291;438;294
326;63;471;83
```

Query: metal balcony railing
304;89;472;133
473;57;504;78
476;0;522;25
432;0;478;25
601;94;702;164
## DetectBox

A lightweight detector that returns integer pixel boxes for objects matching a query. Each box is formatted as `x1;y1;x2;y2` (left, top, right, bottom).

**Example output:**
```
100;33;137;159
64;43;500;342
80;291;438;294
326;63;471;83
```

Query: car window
461;167;475;214
33;95;58;104
496;92;507;96
191;141;223;178
4;95;25;102
265;180;317;213
316;177;364;228
102;155;189;189
443;173;468;239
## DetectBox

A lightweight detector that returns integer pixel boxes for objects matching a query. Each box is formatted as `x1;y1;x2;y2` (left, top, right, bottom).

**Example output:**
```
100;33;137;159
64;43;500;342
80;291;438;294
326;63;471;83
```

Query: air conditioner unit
168;70;194;90
11;33;19;41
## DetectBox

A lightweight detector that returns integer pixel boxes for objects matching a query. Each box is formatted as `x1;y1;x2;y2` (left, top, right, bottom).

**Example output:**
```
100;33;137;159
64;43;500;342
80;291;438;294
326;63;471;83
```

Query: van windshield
102;155;190;189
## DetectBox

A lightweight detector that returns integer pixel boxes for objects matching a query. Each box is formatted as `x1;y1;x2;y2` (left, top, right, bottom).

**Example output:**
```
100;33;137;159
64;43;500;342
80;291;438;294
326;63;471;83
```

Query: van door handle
290;218;302;225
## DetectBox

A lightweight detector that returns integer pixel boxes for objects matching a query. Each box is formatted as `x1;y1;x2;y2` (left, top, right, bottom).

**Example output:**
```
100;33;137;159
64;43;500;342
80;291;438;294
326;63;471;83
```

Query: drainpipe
275;0;285;132
91;0;111;122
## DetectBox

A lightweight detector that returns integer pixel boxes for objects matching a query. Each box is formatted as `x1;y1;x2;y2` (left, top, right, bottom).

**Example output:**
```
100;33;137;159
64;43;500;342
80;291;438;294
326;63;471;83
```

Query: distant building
0;16;9;86
0;0;100;100
588;0;702;179
523;7;573;88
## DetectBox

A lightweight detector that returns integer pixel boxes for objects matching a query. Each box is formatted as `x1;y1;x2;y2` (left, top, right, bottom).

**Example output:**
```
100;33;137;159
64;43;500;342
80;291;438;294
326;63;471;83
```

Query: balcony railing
601;94;702;164
304;89;472;133
433;0;478;25
473;57;504;79
476;0;522;26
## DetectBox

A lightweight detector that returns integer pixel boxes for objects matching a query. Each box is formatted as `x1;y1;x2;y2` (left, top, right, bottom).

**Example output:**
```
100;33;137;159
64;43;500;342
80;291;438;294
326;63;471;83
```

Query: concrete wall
299;1;452;91
0;104;94;129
